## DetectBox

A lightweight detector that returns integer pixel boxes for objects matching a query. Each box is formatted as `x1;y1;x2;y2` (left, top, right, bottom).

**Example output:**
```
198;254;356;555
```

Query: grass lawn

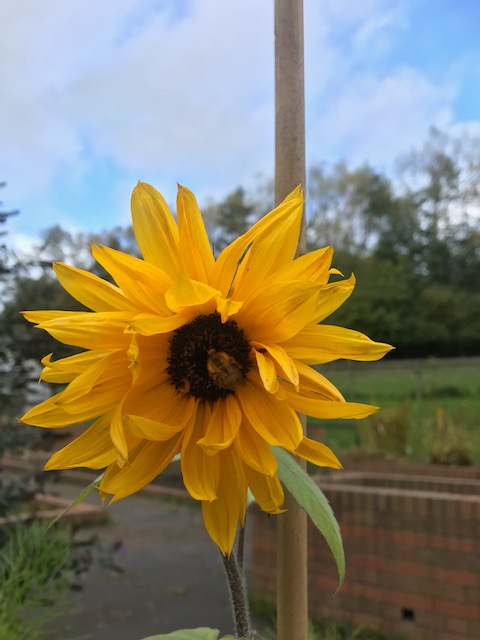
309;357;480;463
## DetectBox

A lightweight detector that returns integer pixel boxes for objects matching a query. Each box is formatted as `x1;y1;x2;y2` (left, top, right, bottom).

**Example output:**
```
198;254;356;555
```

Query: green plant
424;408;472;466
0;521;77;640
359;402;411;457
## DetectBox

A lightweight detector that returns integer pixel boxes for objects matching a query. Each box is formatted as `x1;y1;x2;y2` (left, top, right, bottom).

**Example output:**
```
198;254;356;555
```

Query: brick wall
249;471;480;640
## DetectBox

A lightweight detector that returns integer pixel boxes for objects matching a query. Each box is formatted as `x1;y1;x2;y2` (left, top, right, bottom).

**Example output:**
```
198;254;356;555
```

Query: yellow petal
294;437;343;469
44;414;117;470
233;421;277;476
110;399;129;466
243;465;285;514
181;404;219;501
253;349;279;394
312;275;356;323
215;296;243;323
236;281;319;344
131;182;180;277
232;207;304;300
295;360;345;402
122;379;194;424
176;185;215;282
266;246;334;286
281;324;394;364
197;395;242;454
165;273;220;313
211;187;303;296
125;415;186;441
202;449;247;555
36;311;132;349
53;262;138;312
59;351;129;405
126;334;170;385
92;243;172;314
21;392;81;428
58;364;130;423
282;386;379;420
126;310;196;336
22;310;80;324
40;351;108;384
251;342;298;387
100;435;183;502
236;379;303;450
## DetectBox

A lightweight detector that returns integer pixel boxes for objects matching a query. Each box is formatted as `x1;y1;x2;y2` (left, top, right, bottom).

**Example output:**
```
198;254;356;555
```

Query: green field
309;357;480;463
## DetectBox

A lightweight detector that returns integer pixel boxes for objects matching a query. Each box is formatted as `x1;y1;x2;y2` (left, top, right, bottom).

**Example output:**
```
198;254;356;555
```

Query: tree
307;128;480;357
207;187;257;253
0;182;19;279
307;162;397;257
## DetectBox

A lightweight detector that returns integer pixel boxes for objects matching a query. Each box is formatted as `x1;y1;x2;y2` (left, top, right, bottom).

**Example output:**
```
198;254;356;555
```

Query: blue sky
1;0;479;252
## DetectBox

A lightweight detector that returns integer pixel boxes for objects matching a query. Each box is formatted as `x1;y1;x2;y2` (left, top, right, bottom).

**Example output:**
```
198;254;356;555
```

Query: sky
1;0;480;250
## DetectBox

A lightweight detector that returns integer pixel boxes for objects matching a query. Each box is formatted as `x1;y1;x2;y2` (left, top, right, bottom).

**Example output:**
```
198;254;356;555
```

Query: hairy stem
222;550;251;639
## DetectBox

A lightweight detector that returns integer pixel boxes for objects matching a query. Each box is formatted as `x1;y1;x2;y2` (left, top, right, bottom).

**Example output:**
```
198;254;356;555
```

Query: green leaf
140;628;220;640
273;447;345;592
47;472;104;530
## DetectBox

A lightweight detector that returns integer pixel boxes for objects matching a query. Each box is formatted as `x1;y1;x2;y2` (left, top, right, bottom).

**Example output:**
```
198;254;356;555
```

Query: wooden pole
274;2;308;640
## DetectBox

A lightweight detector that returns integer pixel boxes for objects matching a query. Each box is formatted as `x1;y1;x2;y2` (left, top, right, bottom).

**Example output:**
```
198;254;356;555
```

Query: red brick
351;554;388;571
434;599;480;619
352;612;381;628
311;575;339;592
434;567;478;587
389;589;432;611
447;617;469;635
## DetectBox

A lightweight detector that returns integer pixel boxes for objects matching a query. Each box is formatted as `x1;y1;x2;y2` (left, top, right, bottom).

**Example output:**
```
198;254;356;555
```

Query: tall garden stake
274;1;308;640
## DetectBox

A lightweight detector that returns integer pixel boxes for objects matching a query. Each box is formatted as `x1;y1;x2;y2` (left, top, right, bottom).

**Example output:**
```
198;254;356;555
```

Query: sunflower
21;182;392;554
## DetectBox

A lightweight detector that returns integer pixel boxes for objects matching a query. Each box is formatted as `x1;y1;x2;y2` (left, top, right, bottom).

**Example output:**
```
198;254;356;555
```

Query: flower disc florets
167;312;251;402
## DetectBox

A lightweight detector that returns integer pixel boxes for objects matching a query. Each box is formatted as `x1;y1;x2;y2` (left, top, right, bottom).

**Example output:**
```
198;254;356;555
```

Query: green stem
222;550;251;639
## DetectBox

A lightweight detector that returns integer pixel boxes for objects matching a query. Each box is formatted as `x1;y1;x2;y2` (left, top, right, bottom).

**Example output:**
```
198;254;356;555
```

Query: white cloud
309;68;454;171
0;0;477;238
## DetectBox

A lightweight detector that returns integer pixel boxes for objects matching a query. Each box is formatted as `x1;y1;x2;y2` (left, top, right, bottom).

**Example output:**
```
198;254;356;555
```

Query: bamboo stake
274;2;308;640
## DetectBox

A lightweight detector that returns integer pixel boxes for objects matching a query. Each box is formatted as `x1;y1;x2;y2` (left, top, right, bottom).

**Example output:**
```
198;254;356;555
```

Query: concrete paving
48;483;237;640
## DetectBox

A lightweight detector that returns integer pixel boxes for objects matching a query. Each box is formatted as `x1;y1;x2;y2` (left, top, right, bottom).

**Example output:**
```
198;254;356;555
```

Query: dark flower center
167;312;251;402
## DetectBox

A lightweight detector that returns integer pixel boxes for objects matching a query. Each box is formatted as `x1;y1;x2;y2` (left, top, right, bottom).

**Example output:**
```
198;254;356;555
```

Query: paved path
49;483;236;640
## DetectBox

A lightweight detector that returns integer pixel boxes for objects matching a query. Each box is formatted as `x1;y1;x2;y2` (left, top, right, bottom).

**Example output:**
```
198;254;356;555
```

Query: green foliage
0;522;76;640
308;127;480;357
0;418;49;530
318;358;480;463
359;402;411;457
423;408;472;466
204;187;258;253
273;448;345;591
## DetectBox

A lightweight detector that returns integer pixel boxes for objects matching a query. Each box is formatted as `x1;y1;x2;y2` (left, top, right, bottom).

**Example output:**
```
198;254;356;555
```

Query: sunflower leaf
47;472;104;530
140;629;220;640
273;447;345;592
